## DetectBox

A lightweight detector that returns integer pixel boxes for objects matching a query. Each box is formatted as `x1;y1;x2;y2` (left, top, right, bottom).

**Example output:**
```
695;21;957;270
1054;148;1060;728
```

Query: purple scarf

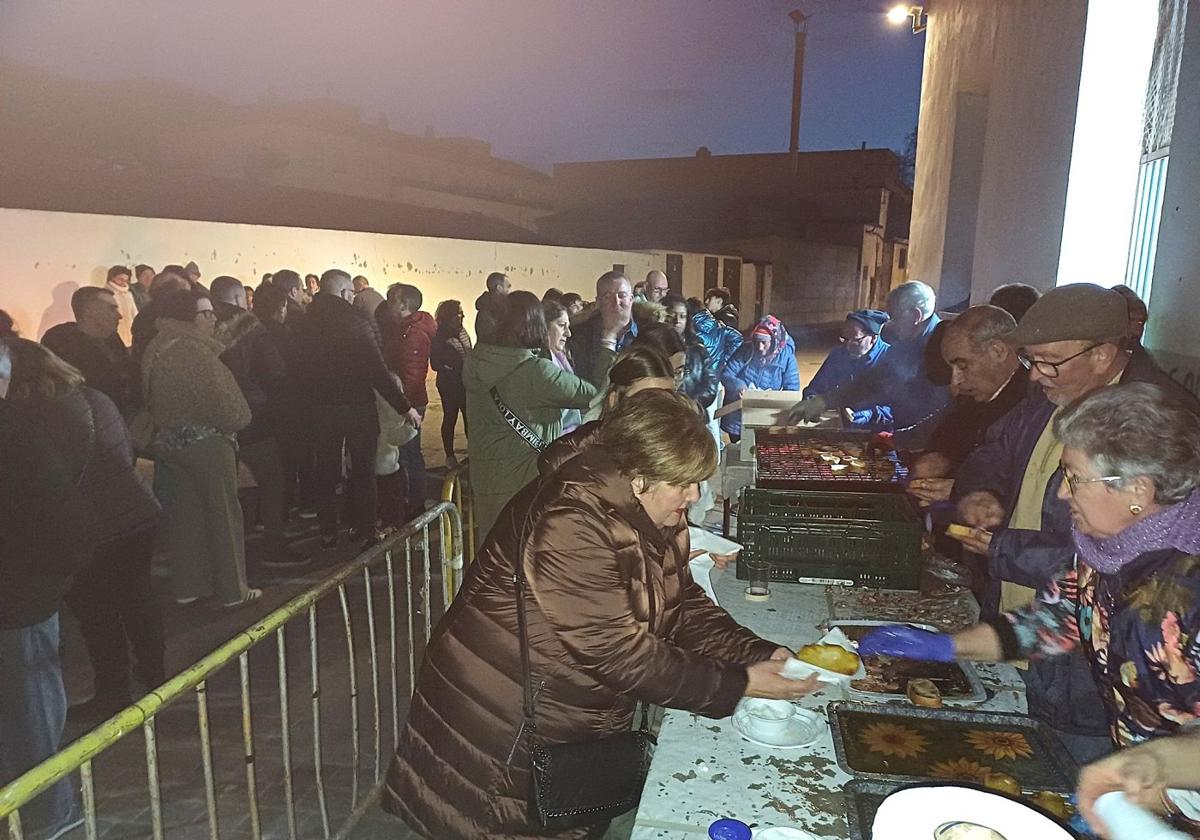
1074;490;1200;574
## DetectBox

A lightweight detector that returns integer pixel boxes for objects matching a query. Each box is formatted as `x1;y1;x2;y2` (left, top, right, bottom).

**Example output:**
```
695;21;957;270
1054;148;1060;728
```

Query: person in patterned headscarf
718;314;799;440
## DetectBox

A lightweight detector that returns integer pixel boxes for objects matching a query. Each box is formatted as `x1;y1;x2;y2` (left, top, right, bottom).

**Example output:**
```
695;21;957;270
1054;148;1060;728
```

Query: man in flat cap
948;283;1197;762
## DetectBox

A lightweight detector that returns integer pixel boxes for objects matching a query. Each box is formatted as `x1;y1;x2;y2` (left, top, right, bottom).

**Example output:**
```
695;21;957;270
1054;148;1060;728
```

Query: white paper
687;527;740;606
780;627;867;684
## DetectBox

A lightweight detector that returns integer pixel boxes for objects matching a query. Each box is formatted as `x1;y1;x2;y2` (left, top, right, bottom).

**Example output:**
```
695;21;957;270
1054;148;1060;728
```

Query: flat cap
1005;283;1128;348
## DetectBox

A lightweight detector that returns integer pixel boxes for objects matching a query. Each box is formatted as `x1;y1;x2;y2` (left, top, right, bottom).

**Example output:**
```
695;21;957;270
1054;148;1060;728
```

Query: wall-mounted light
887;4;926;34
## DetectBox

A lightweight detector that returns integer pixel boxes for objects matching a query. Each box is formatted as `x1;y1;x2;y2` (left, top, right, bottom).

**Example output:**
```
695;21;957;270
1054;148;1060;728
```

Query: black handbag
511;559;656;831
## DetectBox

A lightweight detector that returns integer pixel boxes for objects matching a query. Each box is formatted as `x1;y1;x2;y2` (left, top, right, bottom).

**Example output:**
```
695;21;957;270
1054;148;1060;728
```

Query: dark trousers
377;470;407;530
437;377;466;457
280;419;317;513
400;406;427;517
239;437;287;550
312;402;380;537
65;525;165;702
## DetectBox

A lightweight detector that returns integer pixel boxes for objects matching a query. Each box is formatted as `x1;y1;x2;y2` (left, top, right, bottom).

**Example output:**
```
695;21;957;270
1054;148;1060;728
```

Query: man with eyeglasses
785;280;952;448
567;270;639;388
946;283;1197;762
802;309;892;426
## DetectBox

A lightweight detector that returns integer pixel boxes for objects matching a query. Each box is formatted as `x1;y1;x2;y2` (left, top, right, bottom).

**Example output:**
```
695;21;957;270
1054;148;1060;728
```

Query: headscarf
750;315;790;365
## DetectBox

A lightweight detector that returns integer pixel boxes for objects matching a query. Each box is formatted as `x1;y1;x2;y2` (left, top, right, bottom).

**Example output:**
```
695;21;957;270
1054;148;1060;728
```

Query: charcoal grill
754;428;907;492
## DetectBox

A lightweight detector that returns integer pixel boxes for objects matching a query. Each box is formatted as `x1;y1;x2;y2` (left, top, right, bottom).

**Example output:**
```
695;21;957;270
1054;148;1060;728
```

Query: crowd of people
5;259;1200;839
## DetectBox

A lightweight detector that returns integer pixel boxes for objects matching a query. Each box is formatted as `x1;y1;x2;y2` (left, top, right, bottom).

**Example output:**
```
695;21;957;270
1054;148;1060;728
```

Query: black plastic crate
735;488;922;589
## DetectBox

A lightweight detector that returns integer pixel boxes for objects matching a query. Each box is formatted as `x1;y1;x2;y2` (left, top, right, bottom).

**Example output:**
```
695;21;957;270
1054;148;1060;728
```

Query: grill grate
754;431;906;491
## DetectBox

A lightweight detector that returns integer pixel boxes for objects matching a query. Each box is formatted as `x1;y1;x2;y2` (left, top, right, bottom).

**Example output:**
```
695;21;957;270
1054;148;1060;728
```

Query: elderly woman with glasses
861;384;1200;793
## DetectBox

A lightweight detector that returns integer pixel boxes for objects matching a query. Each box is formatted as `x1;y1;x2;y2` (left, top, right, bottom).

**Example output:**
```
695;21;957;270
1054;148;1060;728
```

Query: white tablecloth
629;572;1026;839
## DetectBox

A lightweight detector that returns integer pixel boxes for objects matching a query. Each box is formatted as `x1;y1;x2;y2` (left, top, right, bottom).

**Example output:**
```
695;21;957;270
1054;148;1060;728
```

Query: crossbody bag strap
491;384;547;453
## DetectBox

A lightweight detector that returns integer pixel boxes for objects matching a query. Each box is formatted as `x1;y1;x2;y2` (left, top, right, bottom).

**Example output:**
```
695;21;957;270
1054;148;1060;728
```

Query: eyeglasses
838;334;870;344
1061;468;1123;494
1018;343;1103;378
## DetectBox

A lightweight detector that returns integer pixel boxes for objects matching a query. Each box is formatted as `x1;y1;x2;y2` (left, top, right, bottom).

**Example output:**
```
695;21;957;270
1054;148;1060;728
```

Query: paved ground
41;344;833;840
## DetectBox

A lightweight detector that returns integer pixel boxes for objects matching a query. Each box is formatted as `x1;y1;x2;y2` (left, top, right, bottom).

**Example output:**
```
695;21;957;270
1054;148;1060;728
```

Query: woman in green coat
465;291;598;539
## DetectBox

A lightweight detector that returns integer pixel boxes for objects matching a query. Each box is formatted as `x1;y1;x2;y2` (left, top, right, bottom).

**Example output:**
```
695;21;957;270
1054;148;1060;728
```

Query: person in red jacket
381;283;437;521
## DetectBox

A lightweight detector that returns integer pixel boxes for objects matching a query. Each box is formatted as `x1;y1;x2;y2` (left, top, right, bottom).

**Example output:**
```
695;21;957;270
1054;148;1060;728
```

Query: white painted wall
1143;0;1200;397
909;0;1088;303
0;208;731;341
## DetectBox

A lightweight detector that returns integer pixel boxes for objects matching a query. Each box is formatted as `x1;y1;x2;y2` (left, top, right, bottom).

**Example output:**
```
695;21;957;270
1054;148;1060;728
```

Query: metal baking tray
754;428;908;493
828;701;1079;793
829;620;987;704
844;778;903;840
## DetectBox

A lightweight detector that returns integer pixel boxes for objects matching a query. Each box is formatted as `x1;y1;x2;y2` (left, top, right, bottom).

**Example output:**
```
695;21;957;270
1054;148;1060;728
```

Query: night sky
1;0;925;170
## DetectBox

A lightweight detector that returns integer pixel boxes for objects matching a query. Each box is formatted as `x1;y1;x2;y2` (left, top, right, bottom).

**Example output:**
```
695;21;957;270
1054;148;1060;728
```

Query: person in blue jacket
803;310;892;426
690;294;744;377
720;315;799;439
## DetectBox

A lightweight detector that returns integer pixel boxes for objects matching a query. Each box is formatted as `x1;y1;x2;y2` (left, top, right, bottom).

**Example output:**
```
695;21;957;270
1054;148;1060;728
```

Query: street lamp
787;9;809;175
887;4;927;34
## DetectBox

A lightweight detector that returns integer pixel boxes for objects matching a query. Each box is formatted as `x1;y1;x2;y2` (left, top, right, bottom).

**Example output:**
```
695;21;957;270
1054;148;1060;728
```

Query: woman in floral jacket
861;383;1200;759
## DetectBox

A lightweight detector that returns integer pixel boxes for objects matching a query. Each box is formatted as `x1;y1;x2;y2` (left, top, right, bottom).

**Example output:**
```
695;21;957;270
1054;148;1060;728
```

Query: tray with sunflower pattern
828;701;1079;793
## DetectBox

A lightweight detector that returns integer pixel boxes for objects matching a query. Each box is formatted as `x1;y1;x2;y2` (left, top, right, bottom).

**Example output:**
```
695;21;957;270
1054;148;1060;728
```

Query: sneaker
262;547;313;569
222;588;264;609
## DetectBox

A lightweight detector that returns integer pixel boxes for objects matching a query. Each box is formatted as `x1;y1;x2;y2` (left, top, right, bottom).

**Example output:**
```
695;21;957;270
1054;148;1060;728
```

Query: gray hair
888;280;936;319
945;304;1016;350
1055;382;1200;504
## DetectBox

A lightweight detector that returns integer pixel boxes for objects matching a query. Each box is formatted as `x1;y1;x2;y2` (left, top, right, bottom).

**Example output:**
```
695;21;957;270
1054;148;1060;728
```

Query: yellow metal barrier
440;459;476;600
0;502;462;840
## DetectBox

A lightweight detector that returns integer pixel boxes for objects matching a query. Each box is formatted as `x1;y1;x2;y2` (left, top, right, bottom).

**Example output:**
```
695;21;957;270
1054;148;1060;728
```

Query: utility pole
788;9;809;176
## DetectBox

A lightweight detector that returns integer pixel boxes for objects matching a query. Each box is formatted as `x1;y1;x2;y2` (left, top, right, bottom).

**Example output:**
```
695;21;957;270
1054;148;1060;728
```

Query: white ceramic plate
731;704;823;749
871;786;1073;840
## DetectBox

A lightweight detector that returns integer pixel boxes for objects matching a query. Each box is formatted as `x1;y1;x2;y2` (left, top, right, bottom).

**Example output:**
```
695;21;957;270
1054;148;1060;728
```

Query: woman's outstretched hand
744;660;820;700
858;626;956;662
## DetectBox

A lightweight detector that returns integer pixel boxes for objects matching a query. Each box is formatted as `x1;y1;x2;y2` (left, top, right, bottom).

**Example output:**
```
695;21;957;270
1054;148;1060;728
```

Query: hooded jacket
463;344;597;538
382;434;778;840
690;310;744;375
474;290;505;345
719;316;800;436
382;309;437;408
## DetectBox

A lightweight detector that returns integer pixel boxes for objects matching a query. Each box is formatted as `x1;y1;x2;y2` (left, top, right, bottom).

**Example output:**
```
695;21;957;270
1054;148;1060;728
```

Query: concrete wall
1144;1;1200;398
0;208;704;342
909;0;1088;303
738;237;862;331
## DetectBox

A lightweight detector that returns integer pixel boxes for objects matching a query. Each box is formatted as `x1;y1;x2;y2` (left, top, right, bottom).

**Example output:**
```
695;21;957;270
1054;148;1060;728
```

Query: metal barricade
0;502;462;840
440;459;476;600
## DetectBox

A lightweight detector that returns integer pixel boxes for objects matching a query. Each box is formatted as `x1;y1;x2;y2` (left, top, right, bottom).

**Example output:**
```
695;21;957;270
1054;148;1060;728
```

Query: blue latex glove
858;625;956;662
846;408;874;426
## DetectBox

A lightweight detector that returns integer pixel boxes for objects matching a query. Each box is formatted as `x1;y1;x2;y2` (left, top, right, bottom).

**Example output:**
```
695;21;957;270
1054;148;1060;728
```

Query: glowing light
887;5;911;25
1056;0;1158;288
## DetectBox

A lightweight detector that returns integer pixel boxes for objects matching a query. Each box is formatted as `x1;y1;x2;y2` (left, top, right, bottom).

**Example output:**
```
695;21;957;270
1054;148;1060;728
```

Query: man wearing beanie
948;283;1198;763
803;309;892;425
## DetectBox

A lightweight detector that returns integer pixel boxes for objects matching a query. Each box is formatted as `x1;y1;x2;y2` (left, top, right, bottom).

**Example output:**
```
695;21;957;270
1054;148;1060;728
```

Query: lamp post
788;9;808;175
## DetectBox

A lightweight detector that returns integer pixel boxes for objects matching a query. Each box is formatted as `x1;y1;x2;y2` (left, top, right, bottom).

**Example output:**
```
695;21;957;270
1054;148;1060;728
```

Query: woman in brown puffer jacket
383;390;815;839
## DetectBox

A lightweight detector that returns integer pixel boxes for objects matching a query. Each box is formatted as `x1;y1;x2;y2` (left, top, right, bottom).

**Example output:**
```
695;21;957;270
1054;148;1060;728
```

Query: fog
0;0;923;169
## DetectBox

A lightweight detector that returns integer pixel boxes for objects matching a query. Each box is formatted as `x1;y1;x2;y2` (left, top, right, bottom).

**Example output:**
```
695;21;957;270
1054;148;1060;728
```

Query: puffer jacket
382;439;779;840
382;309;437;407
18;388;160;546
464;344;598;538
142;319;251;435
690;310;743;375
719;317;800;436
680;339;718;409
0;401;93;629
216;311;289;445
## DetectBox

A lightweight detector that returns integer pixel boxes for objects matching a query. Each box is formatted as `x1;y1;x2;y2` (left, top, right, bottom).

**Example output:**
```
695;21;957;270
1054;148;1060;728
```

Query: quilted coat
382;433;779;839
